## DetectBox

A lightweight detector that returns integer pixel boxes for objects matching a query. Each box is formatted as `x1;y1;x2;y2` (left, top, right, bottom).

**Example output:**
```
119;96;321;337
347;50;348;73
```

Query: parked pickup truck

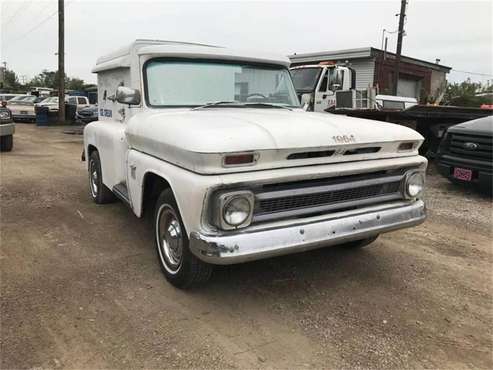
436;116;492;193
84;39;427;288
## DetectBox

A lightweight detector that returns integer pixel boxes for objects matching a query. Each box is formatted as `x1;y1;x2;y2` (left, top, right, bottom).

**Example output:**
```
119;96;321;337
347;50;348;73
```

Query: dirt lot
1;124;492;369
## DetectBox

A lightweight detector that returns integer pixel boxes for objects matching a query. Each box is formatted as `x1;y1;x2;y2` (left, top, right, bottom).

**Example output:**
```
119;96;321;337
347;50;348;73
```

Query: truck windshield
290;67;322;92
145;60;299;107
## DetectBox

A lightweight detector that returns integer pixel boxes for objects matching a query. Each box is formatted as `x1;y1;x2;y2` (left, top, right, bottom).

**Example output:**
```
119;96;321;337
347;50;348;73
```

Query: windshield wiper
243;103;292;110
192;101;293;111
191;101;241;110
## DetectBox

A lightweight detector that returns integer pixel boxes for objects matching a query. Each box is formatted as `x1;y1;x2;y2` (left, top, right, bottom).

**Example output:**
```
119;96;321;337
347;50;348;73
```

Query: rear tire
88;150;115;204
154;189;213;288
0;135;13;152
343;235;379;249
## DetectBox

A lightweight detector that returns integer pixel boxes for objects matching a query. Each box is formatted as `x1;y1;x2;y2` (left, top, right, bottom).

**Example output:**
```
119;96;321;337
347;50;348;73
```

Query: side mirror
300;93;313;111
116;86;141;105
331;69;344;91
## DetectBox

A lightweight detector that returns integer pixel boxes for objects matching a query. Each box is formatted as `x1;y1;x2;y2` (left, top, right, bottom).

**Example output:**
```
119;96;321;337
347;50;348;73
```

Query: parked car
84;39;427;288
0;94;24;102
76;105;98;124
0;101;14;151
36;96;60;111
436;116;492;193
7;95;41;122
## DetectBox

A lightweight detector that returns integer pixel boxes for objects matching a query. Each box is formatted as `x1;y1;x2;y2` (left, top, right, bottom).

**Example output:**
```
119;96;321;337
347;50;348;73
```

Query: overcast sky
1;0;492;85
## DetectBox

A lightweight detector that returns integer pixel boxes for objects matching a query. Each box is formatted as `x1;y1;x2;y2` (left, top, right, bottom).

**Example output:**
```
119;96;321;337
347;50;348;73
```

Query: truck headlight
404;171;425;198
214;191;254;230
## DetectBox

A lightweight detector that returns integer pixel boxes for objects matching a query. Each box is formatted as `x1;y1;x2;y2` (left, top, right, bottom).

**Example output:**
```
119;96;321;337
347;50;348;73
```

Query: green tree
2;69;21;91
66;77;85;91
29;70;87;91
443;79;493;107
29;70;58;89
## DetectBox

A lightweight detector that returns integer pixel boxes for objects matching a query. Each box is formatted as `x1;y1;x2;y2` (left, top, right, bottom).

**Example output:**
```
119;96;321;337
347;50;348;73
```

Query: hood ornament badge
463;142;478;150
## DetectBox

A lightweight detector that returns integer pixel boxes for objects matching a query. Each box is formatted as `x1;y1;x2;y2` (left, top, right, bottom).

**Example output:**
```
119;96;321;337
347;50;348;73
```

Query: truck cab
84;39;427;288
290;63;354;112
67;95;91;112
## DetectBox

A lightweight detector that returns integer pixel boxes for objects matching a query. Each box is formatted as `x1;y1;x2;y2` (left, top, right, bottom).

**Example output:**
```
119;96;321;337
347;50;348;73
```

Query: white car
0;94;24;102
36;96;60;111
84;39;427;288
7;95;39;122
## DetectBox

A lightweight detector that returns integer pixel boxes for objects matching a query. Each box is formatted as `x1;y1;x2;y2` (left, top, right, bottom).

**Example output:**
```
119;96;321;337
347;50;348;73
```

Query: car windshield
9;96;36;104
290;67;322;91
145;60;299;107
10;96;29;102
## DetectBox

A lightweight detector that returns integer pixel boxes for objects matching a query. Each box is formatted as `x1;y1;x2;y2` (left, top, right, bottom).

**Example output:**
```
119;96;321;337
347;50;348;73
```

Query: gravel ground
1;124;492;369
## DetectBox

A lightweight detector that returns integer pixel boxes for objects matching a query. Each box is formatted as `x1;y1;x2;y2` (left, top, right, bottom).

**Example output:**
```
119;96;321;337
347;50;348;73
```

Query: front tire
88;150;115;204
0;135;13;152
154;189;213;288
343;235;379;249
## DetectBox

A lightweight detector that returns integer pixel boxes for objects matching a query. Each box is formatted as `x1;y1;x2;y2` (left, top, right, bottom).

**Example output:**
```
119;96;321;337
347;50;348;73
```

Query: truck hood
448;116;492;136
126;108;423;174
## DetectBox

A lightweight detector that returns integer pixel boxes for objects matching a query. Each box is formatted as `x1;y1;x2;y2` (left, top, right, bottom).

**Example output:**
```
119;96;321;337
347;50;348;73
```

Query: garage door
398;78;420;98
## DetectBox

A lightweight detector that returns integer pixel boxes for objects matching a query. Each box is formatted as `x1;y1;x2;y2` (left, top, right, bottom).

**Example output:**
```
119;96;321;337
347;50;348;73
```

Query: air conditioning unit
335;90;370;109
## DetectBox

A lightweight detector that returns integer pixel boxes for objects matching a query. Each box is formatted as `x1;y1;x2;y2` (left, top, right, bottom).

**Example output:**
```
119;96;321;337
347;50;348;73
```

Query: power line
2;1;73;48
2;0;31;26
451;69;493;77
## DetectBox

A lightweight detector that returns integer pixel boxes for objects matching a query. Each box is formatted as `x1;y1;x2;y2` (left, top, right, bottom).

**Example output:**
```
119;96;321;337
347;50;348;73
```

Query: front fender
127;150;222;237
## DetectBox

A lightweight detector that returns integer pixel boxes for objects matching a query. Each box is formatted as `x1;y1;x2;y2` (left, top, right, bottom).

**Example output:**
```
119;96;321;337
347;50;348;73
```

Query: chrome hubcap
156;205;183;273
89;160;98;197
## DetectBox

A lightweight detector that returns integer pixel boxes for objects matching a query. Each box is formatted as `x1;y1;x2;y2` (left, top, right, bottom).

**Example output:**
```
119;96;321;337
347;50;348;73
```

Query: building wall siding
340;58;375;90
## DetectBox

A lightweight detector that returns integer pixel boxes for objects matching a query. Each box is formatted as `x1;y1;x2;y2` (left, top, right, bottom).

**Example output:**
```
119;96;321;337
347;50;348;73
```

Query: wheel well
142;172;172;217
87;144;97;157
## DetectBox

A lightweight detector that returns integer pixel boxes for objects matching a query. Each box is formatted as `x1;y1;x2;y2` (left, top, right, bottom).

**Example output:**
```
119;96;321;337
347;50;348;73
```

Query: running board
113;183;130;206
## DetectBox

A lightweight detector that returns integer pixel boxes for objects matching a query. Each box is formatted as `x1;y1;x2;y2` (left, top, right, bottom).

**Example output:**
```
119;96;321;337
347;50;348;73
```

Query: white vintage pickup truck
84;39;427;288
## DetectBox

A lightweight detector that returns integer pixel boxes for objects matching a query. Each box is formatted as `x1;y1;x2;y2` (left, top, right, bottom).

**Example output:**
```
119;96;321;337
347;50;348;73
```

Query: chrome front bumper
190;200;426;265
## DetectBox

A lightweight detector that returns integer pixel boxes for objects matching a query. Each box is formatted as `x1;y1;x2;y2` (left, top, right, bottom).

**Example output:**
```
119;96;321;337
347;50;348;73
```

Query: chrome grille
449;133;493;161
253;172;405;223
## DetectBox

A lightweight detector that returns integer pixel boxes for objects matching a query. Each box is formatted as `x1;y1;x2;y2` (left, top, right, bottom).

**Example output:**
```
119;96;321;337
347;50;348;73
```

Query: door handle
322;94;328;99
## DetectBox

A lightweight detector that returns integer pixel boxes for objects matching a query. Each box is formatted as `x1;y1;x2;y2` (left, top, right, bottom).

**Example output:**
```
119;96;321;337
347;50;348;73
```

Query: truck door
313;68;336;112
77;96;90;111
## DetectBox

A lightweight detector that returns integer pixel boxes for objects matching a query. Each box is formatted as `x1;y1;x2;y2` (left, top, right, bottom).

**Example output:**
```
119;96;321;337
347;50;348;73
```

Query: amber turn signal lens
398;142;415;151
223;154;255;166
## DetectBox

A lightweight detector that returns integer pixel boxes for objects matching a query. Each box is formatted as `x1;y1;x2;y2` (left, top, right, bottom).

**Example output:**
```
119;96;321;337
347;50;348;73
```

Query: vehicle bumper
189;199;426;265
12;114;35;122
436;154;492;189
0;122;15;136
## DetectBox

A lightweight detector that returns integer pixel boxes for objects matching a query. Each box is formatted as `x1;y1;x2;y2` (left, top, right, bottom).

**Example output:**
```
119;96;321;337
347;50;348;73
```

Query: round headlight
223;196;251;226
406;172;425;198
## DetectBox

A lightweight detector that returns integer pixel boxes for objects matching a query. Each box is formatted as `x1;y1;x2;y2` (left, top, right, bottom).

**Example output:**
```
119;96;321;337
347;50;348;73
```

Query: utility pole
57;0;65;123
1;62;6;86
392;0;407;96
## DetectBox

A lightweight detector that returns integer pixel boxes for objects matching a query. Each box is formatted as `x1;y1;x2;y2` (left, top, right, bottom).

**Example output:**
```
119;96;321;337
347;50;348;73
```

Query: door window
77;97;86;104
328;68;344;91
318;70;328;92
